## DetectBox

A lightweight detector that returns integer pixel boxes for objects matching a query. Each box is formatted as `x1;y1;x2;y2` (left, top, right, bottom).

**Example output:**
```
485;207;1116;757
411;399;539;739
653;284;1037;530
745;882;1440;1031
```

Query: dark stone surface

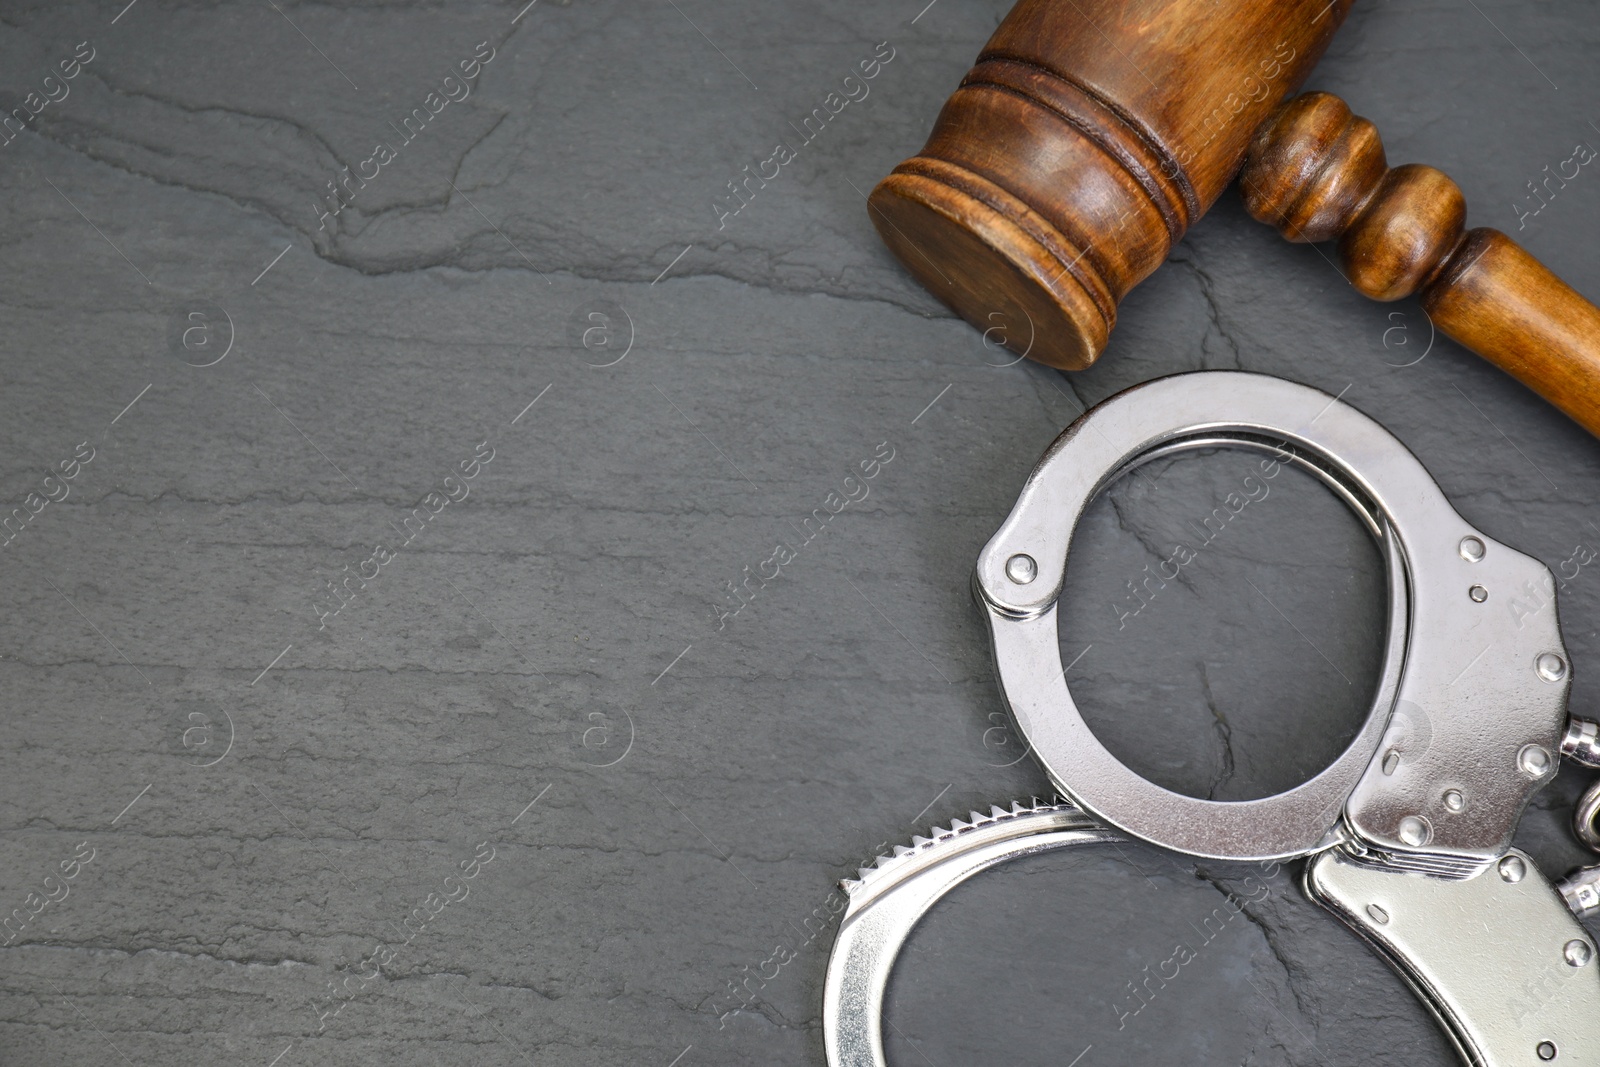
0;1;1597;1065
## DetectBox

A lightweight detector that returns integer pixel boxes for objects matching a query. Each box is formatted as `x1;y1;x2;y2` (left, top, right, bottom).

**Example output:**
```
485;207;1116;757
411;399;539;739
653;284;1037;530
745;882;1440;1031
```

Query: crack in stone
1192;864;1320;1027
9;942;318;970
1197;660;1237;800
1099;463;1203;598
1106;490;1175;572
21;72;964;314
1022;360;1092;418
1169;249;1244;369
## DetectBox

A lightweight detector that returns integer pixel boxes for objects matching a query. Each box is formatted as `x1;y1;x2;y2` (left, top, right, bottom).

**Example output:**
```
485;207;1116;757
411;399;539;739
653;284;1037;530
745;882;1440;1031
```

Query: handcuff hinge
1558;865;1600;917
1562;716;1600;769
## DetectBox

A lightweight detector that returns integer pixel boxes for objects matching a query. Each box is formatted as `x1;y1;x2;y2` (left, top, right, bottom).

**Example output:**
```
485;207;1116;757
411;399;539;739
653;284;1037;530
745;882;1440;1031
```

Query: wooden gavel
870;0;1600;438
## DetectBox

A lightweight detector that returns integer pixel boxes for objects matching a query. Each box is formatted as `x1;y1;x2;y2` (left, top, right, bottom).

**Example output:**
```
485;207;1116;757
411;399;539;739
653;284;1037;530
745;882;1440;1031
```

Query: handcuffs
823;372;1600;1066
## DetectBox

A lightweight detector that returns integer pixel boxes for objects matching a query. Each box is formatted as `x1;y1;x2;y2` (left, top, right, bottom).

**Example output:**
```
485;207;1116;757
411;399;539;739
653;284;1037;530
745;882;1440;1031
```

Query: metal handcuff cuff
823;372;1600;1067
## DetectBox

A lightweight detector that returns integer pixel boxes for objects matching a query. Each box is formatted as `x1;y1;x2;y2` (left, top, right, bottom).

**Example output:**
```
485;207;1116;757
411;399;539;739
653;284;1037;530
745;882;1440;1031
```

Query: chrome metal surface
1574;778;1600;852
976;443;1409;862
1004;553;1037;585
1522;745;1555;779
1307;847;1600;1066
974;372;1571;867
1563;718;1600;769
1539;654;1570;683
1398;816;1431;847
1558;863;1600;916
822;800;1118;1067
822;373;1591;1067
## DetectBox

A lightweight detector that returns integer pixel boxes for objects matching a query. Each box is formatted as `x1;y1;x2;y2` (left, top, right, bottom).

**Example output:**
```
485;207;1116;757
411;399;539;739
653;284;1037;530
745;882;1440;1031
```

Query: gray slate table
1;2;1598;1065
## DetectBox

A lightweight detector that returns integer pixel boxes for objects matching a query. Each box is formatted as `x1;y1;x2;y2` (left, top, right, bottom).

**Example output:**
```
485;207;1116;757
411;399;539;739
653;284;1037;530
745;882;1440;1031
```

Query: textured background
1;1;1598;1065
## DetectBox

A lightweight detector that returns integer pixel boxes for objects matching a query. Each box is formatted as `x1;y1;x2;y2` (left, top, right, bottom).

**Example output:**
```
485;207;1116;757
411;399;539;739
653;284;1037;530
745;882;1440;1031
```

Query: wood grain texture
1426;232;1600;436
869;0;1354;370
1243;92;1600;437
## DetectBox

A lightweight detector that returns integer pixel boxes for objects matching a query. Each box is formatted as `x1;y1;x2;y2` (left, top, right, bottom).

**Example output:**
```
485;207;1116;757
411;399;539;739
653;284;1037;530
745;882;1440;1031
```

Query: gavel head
869;0;1354;370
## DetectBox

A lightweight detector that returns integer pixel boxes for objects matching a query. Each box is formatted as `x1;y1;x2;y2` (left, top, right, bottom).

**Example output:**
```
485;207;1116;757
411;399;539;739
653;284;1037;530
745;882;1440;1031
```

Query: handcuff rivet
1442;789;1465;812
1004;554;1037;585
1520;744;1553;778
1564;939;1593;967
1538;1040;1559;1061
1459;536;1486;562
1397;816;1431;846
1381;750;1400;775
1366;903;1390;924
1537;653;1568;682
1499;855;1527;882
1468;584;1488;603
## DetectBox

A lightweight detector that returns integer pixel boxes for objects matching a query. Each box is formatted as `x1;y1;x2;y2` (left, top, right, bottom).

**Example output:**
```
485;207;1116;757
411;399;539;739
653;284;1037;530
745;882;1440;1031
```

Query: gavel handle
1241;92;1600;438
1425;231;1600;433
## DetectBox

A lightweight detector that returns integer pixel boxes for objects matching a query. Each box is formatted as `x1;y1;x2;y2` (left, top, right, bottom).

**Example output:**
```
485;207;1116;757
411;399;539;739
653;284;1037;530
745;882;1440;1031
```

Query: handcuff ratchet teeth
823;372;1600;1067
